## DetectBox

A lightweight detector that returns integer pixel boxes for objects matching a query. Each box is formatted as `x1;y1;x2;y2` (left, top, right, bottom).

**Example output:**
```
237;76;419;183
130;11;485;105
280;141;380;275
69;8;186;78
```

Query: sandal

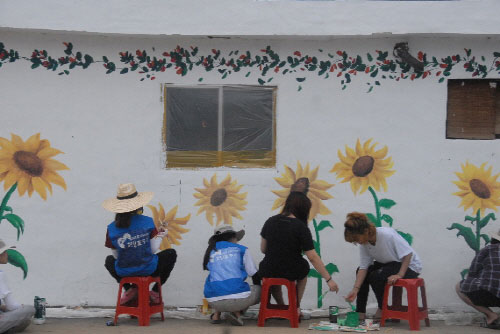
481;318;500;330
210;313;223;324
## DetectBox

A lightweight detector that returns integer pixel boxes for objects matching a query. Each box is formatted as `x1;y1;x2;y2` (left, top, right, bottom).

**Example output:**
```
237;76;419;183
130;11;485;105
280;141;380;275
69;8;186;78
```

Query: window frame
162;84;277;169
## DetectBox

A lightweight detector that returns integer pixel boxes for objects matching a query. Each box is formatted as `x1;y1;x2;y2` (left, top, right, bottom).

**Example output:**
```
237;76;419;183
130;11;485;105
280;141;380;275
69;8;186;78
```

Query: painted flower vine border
1;42;500;92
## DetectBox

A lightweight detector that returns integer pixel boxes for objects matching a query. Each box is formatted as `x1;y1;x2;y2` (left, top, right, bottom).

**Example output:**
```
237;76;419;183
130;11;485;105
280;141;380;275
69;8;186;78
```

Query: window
446;79;500;140
163;85;276;168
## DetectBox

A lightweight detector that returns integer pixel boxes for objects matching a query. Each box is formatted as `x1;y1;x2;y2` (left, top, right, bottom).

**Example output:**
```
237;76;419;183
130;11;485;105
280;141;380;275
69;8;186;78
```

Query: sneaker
120;287;138;305
150;290;160;304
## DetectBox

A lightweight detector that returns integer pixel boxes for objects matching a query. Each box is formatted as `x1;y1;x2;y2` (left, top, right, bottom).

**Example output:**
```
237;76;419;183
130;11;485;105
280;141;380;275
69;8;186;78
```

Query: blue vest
107;215;158;277
204;241;250;299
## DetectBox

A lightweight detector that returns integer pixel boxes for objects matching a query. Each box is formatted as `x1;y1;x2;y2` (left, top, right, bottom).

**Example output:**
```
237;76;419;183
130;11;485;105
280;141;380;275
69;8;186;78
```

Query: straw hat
211;225;245;242
102;183;153;213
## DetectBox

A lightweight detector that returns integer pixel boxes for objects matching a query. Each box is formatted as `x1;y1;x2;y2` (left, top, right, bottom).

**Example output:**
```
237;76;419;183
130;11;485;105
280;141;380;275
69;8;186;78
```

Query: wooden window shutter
446;80;497;139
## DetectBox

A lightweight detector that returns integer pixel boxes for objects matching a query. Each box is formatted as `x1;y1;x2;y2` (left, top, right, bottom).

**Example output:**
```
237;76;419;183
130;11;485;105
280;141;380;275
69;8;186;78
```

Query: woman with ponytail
203;225;260;326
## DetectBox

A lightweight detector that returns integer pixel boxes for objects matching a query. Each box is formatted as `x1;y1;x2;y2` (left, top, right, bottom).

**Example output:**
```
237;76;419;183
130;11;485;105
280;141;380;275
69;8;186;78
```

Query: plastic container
329;306;339;323
345;311;359;327
33;296;46;325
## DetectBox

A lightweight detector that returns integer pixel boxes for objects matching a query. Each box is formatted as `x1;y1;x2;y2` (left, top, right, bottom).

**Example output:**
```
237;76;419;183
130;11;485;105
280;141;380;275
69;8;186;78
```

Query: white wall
1;0;500;36
1;30;500;311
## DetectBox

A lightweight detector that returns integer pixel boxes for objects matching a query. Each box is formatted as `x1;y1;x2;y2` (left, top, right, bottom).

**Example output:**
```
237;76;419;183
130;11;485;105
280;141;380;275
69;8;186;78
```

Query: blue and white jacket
204;241;257;302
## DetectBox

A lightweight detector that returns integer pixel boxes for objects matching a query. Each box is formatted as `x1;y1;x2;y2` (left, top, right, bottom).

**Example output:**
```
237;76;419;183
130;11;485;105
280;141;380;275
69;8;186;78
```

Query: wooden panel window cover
163;86;276;168
447;79;498;140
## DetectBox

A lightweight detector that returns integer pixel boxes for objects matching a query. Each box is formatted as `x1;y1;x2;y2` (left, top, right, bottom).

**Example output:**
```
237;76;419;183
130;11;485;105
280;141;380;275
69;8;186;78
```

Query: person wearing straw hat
103;183;177;305
456;229;500;330
203;225;261;326
0;239;35;334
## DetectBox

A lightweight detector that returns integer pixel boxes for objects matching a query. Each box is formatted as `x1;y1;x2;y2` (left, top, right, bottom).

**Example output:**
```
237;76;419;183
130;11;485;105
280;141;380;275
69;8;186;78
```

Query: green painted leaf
120;68;128;74
461;269;469;280
298;85;302;92
245;72;251;77
258;78;265;85
479;213;496;229
438;77;445;83
198;78;203;82
464;215;476;223
375;81;380;86
381;214;393;227
447;223;478;251
367;86;374;93
367;53;373;62
7;249;27;279
397;230;413;245
317;220;333;232
366;213;378;226
3;206;12;213
308;268;321;278
378;199;396;209
3;214;24;240
325;263;339;275
494;52;500;57
481;234;491;245
296;77;306;82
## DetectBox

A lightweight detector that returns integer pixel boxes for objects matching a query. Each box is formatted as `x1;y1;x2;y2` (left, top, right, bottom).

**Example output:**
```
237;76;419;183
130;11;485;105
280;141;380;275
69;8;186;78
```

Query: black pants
356;261;419;313
105;249;177;291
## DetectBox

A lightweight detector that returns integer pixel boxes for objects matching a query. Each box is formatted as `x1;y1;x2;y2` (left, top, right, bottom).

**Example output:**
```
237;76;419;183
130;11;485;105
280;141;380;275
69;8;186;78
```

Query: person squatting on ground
0;239;34;334
103;183;177;305
343;212;422;320
258;191;339;317
456;229;500;330
203;225;261;326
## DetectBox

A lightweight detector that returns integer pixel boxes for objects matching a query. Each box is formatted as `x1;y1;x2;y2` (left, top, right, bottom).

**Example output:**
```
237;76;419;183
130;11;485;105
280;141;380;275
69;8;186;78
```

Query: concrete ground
23;318;493;334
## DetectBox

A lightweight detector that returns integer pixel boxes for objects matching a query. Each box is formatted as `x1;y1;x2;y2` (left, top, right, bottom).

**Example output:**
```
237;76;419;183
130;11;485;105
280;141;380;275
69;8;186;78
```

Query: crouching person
0;240;34;333
456;229;500;329
203;225;261;326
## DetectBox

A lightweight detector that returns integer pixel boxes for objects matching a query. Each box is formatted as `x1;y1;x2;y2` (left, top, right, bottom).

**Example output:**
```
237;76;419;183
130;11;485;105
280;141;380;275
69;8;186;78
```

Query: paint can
329;306;338;323
33;296;46;324
345;311;359;327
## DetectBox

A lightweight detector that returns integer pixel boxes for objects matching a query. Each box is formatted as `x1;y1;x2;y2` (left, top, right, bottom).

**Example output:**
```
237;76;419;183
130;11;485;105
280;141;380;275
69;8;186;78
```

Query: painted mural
147;203;190;250
193;174;247;226
0;133;69;278
448;162;500;278
271;162;337;307
1;42;500;91
330;138;412;244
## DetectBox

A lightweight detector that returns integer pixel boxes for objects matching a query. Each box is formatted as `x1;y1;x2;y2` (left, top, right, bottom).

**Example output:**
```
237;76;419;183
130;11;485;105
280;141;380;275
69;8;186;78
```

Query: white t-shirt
359;227;422;274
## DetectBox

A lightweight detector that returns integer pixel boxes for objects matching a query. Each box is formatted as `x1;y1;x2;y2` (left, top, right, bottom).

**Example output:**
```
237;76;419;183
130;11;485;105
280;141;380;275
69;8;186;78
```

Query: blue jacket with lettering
107;215;158;277
204;241;250;299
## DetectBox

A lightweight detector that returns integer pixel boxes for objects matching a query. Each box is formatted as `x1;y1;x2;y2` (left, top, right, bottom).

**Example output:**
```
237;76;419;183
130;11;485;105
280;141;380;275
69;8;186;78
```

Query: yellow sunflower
0;133;68;200
330;138;395;195
147;203;190;249
271;162;334;221
193;174;247;226
453;161;500;214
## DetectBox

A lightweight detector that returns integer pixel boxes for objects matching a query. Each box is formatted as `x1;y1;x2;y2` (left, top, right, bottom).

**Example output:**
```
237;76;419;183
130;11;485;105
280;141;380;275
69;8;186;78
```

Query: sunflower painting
271;162;334;221
330;139;412;244
448;162;500;265
147;203;190;250
193;174;247;226
0;133;69;279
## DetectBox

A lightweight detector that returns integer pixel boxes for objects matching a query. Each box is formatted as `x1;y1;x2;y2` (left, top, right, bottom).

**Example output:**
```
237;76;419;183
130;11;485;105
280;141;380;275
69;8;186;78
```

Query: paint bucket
345;311;359;327
33;296;46;324
329;306;339;323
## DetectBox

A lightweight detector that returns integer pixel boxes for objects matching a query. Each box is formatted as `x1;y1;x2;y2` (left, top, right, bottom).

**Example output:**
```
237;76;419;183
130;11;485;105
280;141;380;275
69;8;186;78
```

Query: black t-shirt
258;214;315;280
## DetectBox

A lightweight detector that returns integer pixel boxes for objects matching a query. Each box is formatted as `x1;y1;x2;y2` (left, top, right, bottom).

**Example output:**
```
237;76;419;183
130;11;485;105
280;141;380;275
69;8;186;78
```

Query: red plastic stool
381;278;430;331
258;278;299;328
114;276;164;326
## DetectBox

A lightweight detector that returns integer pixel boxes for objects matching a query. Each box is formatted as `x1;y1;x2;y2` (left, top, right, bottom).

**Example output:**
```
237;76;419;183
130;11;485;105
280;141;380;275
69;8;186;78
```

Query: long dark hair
203;231;237;270
115;207;143;228
280;191;312;223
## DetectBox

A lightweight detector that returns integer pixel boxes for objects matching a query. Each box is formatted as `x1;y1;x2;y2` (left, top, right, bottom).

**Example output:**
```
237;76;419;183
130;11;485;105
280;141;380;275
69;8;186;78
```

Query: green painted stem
313;220;323;308
0;183;17;219
475;209;481;255
368;186;381;227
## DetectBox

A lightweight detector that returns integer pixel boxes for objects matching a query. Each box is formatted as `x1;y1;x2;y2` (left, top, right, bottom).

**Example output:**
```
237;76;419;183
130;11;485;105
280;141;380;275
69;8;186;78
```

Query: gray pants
208;285;261;312
0;305;35;334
